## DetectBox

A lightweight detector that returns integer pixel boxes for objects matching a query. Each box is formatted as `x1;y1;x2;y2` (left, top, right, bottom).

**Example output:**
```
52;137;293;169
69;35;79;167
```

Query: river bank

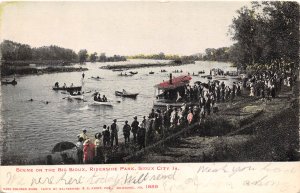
1;66;88;76
100;60;195;70
126;82;299;163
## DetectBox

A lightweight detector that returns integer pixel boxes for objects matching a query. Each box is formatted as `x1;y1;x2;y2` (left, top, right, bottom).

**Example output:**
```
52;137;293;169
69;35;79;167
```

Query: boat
153;74;192;107
201;75;212;79
118;73;134;77
1;79;17;85
92;100;113;106
115;91;139;98
68;93;84;100
198;70;205;74
52;86;82;92
149;71;154;74
90;76;103;80
129;71;138;75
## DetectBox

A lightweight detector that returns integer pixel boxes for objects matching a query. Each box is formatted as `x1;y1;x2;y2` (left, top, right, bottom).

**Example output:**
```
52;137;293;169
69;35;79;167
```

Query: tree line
0;40;126;64
202;2;299;71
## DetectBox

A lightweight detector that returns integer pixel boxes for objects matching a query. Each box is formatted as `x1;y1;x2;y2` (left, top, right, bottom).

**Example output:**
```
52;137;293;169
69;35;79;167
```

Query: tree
89;52;98;62
78;49;88;63
229;2;299;70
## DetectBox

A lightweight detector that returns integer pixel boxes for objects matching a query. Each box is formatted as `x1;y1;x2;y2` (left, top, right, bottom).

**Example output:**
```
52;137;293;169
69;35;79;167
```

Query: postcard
0;1;299;193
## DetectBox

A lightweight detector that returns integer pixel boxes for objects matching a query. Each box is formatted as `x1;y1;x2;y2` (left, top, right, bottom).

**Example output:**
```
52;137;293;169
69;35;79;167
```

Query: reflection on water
0;59;236;164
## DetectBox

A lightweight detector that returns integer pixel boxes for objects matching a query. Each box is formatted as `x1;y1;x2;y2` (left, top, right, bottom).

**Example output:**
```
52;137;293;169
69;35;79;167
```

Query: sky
0;1;250;56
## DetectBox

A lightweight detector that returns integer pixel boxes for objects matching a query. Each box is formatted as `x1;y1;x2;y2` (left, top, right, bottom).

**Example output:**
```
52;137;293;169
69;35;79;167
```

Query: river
0;59;236;164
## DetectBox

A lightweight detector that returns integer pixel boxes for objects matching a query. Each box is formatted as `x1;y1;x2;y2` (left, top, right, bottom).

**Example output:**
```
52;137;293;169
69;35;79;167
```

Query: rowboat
68;94;84;100
1;79;17;85
115;91;139;98
90;76;103;80
52;86;82;91
92;100;113;106
118;73;134;77
129;71;138;75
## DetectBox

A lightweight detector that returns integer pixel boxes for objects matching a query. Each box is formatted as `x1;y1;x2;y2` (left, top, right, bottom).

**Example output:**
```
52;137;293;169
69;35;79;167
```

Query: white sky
0;1;249;56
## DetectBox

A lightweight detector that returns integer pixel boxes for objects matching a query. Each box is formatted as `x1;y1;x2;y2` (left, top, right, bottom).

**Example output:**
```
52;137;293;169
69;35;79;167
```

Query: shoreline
1;66;88;77
2;78;298;165
100;60;196;70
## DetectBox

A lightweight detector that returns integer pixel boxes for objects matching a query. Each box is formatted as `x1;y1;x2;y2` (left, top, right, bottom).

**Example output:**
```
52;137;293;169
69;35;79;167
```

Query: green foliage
229;2;299;70
0;40;78;62
78;49;88;63
202;47;230;62
98;53;126;62
89;52;98;62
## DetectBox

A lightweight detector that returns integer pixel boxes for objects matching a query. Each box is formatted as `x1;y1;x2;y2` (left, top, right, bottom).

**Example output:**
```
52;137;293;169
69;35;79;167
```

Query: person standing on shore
102;125;110;147
79;129;88;142
123;121;131;144
94;133;103;163
83;139;94;164
110;119;119;147
76;137;84;164
131;116;139;143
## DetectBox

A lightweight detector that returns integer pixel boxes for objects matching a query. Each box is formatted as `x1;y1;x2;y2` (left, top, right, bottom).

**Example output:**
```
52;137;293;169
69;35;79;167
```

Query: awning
154;75;192;90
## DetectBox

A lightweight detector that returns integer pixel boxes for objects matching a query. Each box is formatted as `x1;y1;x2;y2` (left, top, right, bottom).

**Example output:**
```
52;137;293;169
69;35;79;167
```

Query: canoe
118;73;134;77
129;71;138;75
115;91;139;98
1;80;17;85
90;76;103;80
52;86;82;91
92;100;113;106
68;94;84;100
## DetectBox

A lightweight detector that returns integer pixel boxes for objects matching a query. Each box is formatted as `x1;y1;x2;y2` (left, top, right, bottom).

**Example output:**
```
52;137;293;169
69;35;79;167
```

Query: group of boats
52;83;139;106
1;78;17;85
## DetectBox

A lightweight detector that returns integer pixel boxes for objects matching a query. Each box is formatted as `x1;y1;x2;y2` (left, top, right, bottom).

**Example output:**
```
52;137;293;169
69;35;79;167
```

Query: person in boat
110;119;119;147
70;83;74;88
97;94;102;102
131;116;139;143
122;89;127;94
63;83;66;88
54;82;59;87
94;94;98;101
123;120;131;144
102;95;107;102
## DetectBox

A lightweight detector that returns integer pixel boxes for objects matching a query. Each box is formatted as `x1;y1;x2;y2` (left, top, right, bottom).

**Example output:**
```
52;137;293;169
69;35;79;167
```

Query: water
0;59;235;164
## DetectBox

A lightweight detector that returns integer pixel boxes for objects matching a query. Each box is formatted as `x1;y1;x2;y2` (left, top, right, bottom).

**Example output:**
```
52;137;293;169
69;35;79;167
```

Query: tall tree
78;49;88;63
89;52;98;62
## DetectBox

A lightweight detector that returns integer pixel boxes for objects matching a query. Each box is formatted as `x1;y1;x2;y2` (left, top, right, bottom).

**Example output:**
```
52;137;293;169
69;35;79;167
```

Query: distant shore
100;60;196;70
1;66;88;76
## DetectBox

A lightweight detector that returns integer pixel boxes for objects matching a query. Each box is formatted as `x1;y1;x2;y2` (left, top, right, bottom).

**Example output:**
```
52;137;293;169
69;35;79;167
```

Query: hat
125;120;128;123
113;119;117;122
103;125;107;128
134;116;137;119
83;129;87;132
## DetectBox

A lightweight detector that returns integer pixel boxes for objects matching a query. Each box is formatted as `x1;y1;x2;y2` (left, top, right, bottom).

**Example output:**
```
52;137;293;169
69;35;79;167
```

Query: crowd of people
64;68;297;164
